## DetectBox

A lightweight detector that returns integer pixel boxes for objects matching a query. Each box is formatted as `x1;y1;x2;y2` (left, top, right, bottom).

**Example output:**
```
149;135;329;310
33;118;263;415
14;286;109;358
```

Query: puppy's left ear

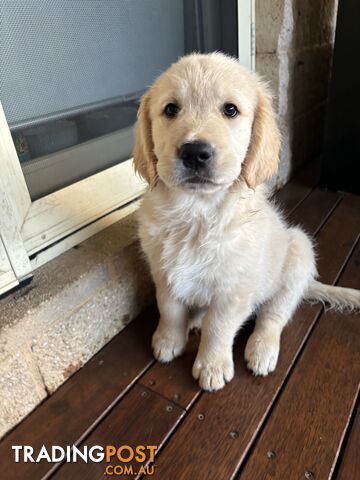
133;91;158;187
241;82;281;188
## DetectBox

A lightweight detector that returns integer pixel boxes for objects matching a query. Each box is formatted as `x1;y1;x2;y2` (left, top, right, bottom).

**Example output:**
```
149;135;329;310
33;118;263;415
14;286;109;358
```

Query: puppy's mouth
180;175;224;192
185;175;216;185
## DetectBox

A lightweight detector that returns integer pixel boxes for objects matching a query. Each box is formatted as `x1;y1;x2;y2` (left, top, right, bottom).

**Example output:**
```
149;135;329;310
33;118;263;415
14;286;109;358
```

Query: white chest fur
138;186;268;307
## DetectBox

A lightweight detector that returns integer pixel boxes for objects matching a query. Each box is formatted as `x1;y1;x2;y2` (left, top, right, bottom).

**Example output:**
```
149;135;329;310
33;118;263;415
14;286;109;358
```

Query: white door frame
238;0;255;71
0;237;19;294
0;101;146;295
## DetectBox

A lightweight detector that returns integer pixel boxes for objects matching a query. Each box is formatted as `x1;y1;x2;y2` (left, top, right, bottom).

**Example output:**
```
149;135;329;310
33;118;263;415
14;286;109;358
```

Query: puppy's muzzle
178;141;214;171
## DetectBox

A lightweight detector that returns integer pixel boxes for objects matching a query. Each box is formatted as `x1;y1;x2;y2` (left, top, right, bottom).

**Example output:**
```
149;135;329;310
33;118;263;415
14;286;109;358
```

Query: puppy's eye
223;103;239;118
164;103;180;118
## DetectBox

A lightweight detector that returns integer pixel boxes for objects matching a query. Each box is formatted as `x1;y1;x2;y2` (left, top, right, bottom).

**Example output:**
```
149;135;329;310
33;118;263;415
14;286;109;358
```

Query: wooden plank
316;195;360;283
0;307;157;480
289;188;342;235
140;332;201;410
150;195;359;479
336;406;360;480
240;241;360;480
141;189;343;408
275;159;321;215
52;385;185;480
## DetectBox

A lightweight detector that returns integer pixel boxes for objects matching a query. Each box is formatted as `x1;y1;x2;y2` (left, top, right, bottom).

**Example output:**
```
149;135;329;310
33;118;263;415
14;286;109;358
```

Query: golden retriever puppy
133;52;360;391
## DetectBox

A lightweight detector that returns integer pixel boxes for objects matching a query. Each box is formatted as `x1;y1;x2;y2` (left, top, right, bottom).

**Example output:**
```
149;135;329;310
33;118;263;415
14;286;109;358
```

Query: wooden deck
1;161;359;480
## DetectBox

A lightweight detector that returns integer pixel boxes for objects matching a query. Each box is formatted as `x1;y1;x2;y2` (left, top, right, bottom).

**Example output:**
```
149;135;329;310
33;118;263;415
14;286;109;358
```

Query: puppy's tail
304;280;360;312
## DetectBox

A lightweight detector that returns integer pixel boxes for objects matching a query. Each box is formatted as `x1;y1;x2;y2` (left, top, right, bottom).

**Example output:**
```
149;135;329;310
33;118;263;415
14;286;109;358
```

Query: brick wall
0;214;153;438
256;0;338;187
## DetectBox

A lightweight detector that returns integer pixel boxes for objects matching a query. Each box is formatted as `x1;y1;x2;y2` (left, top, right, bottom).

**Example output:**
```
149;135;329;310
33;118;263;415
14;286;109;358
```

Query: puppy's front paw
192;356;234;391
245;331;280;376
152;328;186;363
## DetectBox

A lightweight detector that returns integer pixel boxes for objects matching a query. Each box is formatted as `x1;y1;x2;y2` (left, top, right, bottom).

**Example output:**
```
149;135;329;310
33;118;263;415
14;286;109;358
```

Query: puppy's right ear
241;82;281;188
133;91;158;187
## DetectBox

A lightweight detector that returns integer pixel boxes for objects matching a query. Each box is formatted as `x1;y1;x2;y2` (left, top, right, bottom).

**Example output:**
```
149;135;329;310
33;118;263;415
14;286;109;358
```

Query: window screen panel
0;0;184;129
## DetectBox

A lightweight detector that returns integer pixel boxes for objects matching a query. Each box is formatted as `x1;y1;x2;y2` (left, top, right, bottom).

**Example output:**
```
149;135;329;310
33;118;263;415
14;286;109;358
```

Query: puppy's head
133;53;280;192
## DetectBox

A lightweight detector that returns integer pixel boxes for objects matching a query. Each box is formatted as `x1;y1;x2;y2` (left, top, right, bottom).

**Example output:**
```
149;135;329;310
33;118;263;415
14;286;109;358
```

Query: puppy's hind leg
245;228;316;376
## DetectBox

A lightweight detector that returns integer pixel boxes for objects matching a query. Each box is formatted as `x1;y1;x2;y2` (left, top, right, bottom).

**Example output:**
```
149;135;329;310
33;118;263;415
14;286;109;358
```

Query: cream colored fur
133;53;360;392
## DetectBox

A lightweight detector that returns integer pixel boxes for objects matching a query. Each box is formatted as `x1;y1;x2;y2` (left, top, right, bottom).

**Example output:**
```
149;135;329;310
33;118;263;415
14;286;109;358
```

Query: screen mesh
0;0;184;129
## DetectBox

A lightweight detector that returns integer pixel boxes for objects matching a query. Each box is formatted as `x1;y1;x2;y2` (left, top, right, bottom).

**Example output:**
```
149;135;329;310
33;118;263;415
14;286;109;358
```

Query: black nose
178;141;214;169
